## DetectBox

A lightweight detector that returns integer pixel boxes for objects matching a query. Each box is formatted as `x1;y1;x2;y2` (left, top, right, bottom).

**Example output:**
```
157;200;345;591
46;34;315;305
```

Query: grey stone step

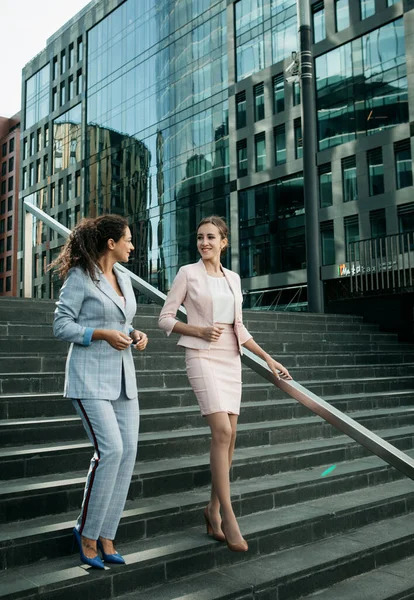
1;387;412;420
2;427;413;525
1;485;414;600
2;402;414;448
110;546;414;600
0;452;411;569
3;350;414;375
2;363;414;396
299;555;414;600
1;410;414;481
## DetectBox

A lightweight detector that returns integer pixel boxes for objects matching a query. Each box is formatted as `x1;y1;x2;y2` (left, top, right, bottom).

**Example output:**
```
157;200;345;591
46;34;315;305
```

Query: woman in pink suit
158;216;291;552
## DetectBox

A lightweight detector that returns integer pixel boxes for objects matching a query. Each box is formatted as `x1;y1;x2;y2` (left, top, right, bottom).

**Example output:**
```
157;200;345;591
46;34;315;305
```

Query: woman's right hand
103;330;133;350
200;326;225;342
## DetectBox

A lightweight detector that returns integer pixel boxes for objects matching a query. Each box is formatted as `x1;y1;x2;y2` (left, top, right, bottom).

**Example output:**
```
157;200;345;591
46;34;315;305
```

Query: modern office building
19;0;414;317
0;113;20;296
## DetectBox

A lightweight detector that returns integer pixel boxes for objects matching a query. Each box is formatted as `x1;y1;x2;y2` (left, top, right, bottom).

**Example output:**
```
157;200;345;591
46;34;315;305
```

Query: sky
0;0;91;118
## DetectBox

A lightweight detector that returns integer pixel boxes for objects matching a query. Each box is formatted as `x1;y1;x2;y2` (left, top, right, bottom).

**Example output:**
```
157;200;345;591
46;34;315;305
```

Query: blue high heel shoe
97;538;126;564
72;527;105;569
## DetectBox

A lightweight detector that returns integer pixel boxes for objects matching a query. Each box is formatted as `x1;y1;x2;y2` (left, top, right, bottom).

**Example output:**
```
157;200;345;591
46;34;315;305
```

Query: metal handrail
24;200;414;481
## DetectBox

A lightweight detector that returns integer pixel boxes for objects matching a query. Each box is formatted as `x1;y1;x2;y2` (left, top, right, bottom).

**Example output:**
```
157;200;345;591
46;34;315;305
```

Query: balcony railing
349;231;414;296
22;199;414;482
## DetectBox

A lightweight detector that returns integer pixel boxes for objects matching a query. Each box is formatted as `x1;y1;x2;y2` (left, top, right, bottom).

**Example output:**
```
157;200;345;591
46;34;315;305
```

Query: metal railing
23;200;414;481
349;232;414;296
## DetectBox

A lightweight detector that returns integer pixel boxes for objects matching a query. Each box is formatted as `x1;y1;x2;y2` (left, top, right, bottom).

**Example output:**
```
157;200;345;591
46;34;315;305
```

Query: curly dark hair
49;214;129;280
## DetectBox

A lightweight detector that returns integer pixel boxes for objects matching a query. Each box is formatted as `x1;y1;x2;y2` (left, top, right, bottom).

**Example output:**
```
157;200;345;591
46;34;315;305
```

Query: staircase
2;297;414;600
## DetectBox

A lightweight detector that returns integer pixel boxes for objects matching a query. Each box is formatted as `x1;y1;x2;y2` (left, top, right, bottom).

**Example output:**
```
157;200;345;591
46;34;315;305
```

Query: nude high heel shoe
203;507;226;543
221;520;248;552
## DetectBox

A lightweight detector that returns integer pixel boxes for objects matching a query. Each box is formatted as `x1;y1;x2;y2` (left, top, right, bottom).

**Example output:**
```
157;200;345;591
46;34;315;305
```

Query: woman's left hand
265;356;292;381
132;330;148;351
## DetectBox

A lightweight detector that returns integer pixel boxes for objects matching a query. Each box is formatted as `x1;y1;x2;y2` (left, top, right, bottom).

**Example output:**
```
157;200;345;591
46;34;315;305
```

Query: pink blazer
158;259;252;353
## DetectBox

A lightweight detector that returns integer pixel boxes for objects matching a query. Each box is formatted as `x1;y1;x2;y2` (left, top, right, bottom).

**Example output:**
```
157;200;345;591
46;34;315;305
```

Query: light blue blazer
53;265;138;400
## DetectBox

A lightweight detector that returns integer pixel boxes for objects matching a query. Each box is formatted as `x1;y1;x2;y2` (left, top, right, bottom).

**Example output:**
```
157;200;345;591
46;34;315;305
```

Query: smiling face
110;227;134;263
197;223;227;261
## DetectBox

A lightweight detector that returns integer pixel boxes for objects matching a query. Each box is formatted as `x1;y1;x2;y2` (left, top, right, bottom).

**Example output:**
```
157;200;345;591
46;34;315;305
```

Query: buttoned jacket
158;259;252;353
53;265;138;400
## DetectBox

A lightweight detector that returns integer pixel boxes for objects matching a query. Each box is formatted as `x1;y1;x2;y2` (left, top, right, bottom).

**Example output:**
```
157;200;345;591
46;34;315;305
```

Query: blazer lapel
95;269;126;316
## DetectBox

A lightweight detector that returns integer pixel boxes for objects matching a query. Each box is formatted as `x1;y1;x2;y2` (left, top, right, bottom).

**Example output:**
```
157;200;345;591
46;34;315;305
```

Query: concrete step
2;351;414;375
1;387;412;420
1;412;414;482
1;485;414;599
0;453;411;569
2;403;414;448
115;526;414;600
2;364;414;395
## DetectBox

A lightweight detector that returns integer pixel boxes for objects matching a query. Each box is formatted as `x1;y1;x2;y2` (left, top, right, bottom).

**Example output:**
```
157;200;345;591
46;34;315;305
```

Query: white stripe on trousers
72;387;139;540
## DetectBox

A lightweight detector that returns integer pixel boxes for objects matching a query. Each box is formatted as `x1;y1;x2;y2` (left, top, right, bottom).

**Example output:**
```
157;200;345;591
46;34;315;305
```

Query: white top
207;275;235;324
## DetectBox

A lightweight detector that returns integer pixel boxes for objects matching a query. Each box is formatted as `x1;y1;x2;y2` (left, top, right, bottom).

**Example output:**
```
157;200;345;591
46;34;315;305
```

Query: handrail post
23;210;33;298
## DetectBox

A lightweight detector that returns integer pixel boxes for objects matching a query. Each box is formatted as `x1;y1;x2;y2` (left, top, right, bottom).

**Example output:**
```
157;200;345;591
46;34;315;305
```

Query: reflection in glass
320;221;335;265
316;19;408;150
395;140;413;190
360;0;375;19
342;156;357;202
86;0;230;290
367;148;384;196
312;2;326;43
53;104;82;173
25;64;50;129
274;125;286;166
335;0;350;31
239;173;305;276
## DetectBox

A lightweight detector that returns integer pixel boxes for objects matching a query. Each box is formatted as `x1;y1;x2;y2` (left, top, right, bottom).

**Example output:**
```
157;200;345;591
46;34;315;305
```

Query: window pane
395;142;413;190
313;3;326;43
321;223;335;265
360;0;375;19
274;125;286;166
255;134;266;172
254;83;265;121
273;75;285;113
342;156;357;202
367;148;384;196
336;0;350;31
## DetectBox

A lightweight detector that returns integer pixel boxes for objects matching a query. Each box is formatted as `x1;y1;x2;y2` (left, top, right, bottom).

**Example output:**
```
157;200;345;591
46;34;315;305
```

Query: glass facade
53;104;82;173
235;0;297;82
20;0;414;303
86;0;230;287
25;65;50;129
239;173;305;277
316;19;408;150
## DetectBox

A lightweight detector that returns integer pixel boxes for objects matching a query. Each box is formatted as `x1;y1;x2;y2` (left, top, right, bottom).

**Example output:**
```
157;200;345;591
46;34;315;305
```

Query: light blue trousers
72;389;139;540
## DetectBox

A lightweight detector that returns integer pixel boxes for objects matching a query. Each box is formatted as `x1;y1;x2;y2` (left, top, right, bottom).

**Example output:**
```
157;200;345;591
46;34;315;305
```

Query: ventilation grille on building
320;220;333;232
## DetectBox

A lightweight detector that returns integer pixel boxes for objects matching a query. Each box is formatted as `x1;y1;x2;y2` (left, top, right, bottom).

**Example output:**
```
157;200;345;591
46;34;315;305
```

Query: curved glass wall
86;0;229;290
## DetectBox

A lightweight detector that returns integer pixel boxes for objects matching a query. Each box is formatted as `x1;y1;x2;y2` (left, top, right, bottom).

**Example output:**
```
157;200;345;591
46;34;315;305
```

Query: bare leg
98;537;116;554
205;412;244;545
209;413;238;524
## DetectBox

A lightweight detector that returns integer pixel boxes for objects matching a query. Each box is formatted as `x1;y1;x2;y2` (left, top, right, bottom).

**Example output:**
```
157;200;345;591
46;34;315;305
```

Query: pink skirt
185;324;242;416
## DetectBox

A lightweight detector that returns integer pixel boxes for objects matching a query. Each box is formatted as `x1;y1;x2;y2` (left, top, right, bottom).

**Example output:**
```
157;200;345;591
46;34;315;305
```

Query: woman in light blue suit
52;214;148;569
